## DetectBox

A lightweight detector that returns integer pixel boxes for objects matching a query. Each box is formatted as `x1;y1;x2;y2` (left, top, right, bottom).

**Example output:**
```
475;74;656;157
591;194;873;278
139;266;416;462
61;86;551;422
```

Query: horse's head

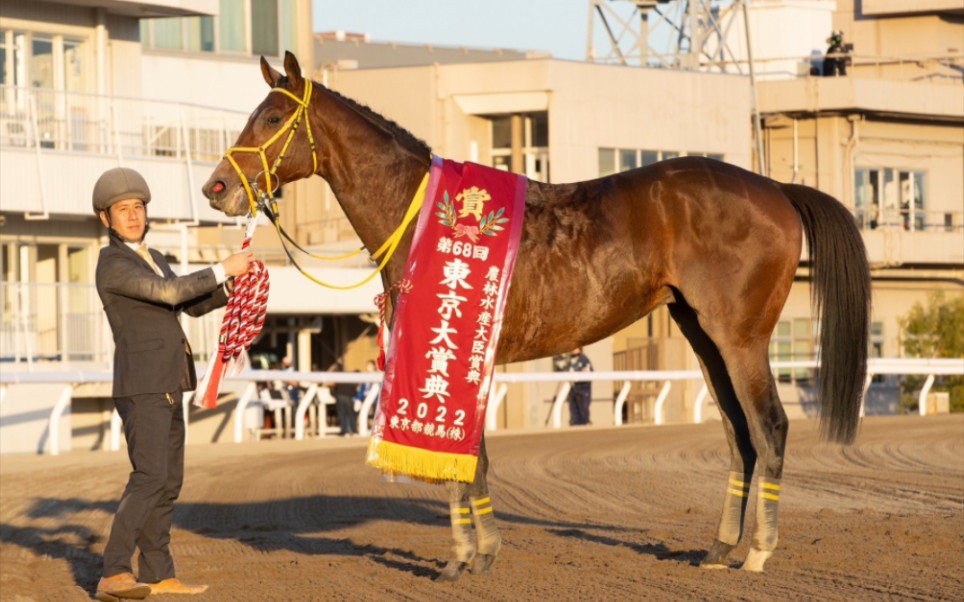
203;51;317;217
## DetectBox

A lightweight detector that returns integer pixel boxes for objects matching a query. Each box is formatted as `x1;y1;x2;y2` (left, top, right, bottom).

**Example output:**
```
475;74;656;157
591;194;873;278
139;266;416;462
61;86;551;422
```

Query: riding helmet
92;167;151;215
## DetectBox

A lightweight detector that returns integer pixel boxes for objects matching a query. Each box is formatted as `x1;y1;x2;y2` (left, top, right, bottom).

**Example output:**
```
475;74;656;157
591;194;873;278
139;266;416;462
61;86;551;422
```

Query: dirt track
1;415;962;601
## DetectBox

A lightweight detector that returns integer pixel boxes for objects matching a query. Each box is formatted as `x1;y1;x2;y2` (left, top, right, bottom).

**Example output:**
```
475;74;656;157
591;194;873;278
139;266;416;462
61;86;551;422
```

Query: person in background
92;167;252;601
354;359;379;426
331;361;359;436
281;356;302;406
823;30;849;77
567;347;593;426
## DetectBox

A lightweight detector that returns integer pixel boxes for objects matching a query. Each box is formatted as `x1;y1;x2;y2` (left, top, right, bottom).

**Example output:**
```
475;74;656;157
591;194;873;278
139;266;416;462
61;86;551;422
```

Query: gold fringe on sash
367;438;478;483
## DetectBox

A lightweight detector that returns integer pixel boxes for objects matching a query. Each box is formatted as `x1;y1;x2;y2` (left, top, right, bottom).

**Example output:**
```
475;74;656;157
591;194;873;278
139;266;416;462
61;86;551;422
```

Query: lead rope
373;278;412;370
196;215;269;409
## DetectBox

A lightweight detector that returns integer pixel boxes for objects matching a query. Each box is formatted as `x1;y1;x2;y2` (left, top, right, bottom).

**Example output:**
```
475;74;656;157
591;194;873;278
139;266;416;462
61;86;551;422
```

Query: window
855;167;927;231
219;0;247;52
869;321;886;384
597;148;724;176
251;0;279;56
489;112;549;182
140;0;290;56
30;36;53;88
769;318;817;384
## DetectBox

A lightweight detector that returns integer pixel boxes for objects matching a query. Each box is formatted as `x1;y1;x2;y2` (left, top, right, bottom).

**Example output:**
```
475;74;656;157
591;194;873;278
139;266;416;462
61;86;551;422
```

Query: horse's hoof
437;560;470;582
470;553;498;575
741;548;772;572
701;539;735;569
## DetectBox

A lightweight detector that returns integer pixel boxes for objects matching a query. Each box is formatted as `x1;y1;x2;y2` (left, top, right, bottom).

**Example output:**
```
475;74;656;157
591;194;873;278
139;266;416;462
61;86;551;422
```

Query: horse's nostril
212;181;226;194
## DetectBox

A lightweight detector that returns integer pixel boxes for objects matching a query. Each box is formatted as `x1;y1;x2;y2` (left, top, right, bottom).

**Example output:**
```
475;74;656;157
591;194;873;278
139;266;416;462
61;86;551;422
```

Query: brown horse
202;52;870;578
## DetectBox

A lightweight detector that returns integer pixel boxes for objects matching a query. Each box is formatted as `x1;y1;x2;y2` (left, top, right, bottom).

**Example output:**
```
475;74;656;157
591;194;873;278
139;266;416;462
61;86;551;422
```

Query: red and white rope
197;219;269;408
218;235;269;364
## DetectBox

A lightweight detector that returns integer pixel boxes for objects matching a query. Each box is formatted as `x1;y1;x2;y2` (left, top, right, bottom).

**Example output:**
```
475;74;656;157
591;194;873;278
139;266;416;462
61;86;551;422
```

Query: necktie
136;244;164;276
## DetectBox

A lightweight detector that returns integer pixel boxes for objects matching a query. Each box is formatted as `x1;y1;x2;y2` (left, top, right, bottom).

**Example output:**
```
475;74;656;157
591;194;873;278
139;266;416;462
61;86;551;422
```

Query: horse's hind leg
696;328;789;570
721;350;787;572
669;302;757;568
438;436;500;581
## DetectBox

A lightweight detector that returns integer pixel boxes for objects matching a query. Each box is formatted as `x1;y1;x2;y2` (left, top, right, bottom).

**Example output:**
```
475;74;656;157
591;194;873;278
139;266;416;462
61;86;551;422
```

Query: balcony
758;73;963;120
0;85;247;222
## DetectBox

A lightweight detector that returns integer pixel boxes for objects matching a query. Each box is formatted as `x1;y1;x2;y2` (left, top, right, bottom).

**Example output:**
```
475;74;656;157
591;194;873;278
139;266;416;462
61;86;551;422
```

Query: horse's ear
283;51;303;87
260;56;283;87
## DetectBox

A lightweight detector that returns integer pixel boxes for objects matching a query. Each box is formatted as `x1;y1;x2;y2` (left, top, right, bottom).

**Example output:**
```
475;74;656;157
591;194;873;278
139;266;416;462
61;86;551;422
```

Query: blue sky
312;0;593;61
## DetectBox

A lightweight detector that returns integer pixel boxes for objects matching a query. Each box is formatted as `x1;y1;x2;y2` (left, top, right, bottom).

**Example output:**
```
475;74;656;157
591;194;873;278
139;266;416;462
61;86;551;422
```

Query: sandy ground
1;414;962;601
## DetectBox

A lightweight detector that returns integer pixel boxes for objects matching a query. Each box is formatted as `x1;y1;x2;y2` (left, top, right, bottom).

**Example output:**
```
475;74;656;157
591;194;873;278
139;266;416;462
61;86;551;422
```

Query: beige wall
328;59;753;184
765;115;964;214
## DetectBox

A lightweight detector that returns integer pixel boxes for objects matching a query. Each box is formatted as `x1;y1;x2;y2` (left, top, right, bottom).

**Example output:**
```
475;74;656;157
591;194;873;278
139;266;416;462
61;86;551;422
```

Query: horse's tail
781;183;871;444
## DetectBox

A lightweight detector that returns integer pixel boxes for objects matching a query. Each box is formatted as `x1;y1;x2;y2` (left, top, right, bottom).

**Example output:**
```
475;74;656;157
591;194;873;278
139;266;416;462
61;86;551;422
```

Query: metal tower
586;0;764;173
587;0;752;74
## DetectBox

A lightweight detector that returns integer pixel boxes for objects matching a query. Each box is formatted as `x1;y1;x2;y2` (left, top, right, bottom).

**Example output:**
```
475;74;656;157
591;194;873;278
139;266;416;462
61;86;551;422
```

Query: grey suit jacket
96;232;229;397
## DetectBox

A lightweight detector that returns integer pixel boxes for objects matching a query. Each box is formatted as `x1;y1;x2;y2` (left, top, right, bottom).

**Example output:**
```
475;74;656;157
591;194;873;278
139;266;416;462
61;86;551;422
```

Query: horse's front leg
438;436;501;581
468;435;501;574
438;479;474;581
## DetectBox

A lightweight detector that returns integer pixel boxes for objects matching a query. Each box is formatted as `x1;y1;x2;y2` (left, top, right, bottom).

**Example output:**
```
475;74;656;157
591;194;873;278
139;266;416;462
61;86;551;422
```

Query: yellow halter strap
259;172;429;290
222;77;428;290
224;79;318;216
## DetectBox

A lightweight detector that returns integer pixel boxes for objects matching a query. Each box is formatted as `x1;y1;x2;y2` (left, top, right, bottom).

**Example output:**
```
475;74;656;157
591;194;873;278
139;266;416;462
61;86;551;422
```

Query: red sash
367;156;526;482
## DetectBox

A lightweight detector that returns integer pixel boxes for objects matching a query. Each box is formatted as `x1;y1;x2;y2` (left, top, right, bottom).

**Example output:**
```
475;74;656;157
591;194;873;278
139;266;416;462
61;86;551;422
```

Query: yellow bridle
222;78;427;290
225;79;318;216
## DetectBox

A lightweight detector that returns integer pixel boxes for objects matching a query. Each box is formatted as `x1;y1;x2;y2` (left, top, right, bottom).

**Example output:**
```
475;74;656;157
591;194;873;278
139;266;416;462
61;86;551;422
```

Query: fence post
233;382;258;443
692;384;709;423
918;374;936;416
47;384;74;456
486;384;507;431
550;382;571;428
653;381;672;426
613;381;632;426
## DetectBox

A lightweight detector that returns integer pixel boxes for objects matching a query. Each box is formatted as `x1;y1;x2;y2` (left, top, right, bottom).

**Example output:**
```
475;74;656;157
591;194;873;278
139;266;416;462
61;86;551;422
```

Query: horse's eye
267;115;282;126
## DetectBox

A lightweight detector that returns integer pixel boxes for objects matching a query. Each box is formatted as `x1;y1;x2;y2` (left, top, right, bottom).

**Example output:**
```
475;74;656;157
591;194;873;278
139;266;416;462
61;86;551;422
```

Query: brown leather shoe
147;578;209;595
95;573;151;601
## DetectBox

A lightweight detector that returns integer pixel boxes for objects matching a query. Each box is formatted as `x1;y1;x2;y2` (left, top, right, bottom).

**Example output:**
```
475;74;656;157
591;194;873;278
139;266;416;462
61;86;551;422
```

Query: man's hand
221;251;254;278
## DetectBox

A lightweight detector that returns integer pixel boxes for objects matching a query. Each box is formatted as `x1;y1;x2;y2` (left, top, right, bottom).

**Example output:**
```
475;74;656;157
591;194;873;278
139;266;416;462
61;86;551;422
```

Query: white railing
0;280;226;365
0;84;246;162
1;358;961;456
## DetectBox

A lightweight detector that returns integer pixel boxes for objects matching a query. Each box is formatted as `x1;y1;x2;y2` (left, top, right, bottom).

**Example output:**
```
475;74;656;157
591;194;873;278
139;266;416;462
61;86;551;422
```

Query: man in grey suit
92;167;252;601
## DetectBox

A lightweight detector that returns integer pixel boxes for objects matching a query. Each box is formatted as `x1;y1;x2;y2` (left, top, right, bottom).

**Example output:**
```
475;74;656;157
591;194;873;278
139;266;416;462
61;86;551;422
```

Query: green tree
898;291;964;413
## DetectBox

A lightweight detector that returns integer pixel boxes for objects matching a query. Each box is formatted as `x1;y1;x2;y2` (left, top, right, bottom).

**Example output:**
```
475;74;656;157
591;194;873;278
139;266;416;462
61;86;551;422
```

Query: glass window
641;150;659;166
152;18;184;50
662;151;679;160
251;0;279;56
855;167;926;231
530;112;548;147
618;149;637;172
279;0;297;54
63;38;85;92
185;17;215;52
491;116;511;149
707;153;724;162
31;36;53;88
598;148;615;177
139;21;151;47
219;0;247;52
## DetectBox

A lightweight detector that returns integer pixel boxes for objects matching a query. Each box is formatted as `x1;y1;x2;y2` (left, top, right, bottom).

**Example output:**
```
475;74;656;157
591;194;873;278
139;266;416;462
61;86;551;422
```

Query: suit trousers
103;390;184;581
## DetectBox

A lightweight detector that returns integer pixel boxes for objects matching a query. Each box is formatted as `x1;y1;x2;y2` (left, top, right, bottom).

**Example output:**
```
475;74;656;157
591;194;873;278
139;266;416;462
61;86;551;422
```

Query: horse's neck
311;88;429;257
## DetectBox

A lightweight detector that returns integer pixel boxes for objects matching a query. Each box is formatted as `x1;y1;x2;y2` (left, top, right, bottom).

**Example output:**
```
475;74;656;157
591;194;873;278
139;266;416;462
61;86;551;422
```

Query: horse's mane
299;77;432;159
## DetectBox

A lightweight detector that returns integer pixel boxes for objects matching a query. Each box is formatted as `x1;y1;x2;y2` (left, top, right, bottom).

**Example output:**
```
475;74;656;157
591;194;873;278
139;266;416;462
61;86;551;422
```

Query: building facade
1;1;960;453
